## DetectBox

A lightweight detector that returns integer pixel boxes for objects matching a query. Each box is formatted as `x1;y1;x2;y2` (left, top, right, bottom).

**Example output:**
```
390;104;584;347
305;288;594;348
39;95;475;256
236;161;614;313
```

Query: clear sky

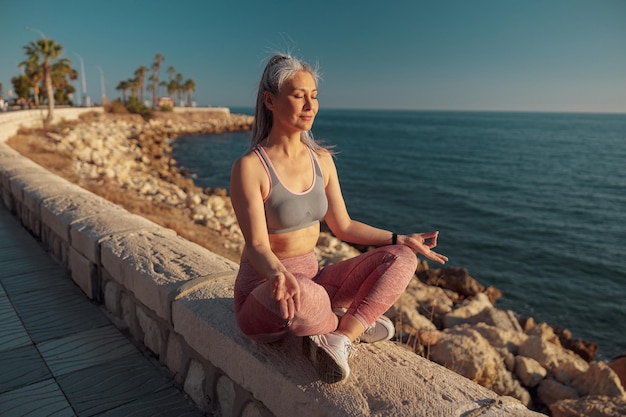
1;0;625;113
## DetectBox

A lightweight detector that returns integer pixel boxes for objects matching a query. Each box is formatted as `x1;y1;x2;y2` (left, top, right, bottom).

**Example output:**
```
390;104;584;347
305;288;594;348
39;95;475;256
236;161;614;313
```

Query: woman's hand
270;271;301;320
402;231;449;264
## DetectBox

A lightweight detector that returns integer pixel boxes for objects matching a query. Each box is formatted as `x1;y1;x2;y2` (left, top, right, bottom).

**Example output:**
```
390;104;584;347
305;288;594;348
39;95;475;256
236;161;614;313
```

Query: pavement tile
39;325;139;377
0;292;31;352
0;378;75;417
9;284;111;344
0;345;51;394
93;386;203;417
57;354;178;417
0;264;73;295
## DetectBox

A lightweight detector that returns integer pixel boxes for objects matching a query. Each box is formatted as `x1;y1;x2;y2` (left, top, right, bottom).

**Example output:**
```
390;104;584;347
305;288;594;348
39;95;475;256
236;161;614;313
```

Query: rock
401;279;453;328
417;267;499;301
443;292;492;328
515;356;547;388
571;362;626;398
608;354;626;391
429;326;502;388
554;326;598;363
387;292;437;333
550;395;626;417
428;325;530;405
518;335;589;385
472;322;528;354
537;378;579;407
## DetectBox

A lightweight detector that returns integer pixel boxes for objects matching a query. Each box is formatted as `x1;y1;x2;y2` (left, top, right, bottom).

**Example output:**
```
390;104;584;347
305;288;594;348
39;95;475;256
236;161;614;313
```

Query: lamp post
25;26;46;39
96;65;107;105
72;52;90;107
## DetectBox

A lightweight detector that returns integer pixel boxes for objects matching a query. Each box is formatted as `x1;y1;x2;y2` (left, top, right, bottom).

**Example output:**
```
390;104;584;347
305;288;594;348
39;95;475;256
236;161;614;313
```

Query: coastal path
0;202;204;417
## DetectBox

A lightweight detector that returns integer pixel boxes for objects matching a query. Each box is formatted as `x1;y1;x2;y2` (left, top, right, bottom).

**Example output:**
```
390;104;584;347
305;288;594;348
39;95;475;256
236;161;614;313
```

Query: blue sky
1;0;625;112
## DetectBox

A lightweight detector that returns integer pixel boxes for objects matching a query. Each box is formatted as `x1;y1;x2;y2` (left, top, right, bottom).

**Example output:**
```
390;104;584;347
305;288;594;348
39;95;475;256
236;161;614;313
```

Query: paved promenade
0;204;204;417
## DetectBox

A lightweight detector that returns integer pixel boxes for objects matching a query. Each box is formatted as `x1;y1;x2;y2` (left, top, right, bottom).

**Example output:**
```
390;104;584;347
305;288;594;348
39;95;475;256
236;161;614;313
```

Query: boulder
550;395;626;417
608;354;626;391
518;335;589;384
537;378;579;407
428;325;530;405
571;362;626;398
417;267;501;302
473;322;528;355
443;292;492;328
515;356;547;388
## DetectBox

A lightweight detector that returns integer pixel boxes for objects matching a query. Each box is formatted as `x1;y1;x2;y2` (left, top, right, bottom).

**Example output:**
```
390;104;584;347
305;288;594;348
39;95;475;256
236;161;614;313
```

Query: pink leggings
234;245;417;343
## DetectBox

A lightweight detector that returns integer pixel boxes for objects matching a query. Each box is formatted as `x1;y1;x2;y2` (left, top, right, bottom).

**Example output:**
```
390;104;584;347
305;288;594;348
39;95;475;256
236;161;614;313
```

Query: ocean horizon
172;108;626;360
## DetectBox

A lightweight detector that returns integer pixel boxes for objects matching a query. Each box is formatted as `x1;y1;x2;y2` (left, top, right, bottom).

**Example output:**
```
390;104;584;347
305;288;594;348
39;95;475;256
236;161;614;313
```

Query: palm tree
175;73;184;106
18;55;43;106
50;59;78;105
158;80;167;98
134;66;148;103
151;53;164;108
116;80;130;102
183;78;196;107
167;80;178;104
21;38;64;123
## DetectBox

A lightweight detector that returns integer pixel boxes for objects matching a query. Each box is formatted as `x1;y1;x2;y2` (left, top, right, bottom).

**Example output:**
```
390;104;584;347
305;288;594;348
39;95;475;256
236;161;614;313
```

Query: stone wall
0;108;541;417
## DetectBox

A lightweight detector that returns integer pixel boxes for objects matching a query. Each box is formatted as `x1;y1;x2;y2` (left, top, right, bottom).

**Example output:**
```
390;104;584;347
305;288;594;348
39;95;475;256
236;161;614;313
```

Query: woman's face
266;71;318;134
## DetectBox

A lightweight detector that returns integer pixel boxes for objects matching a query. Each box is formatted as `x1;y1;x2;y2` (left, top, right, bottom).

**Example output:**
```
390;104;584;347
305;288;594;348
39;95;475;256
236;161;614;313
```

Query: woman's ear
263;91;274;110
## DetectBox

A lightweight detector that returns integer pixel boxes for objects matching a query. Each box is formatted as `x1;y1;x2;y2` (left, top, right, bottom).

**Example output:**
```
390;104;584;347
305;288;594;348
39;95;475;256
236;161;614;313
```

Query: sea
171;108;626;361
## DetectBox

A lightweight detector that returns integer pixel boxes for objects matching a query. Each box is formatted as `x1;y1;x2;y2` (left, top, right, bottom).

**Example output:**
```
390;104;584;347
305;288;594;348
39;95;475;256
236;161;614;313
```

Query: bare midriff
240;223;321;262
268;222;321;258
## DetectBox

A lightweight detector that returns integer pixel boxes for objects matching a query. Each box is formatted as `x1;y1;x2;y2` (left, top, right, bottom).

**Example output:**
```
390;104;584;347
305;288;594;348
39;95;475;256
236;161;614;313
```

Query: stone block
69;246;97;299
41;192;118;243
100;230;235;321
70;209;166;264
136;305;163;356
184;359;207;412
103;279;119;316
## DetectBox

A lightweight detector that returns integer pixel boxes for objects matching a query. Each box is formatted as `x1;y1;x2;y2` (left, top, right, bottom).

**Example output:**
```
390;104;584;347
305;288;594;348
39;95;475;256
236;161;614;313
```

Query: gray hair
250;54;329;153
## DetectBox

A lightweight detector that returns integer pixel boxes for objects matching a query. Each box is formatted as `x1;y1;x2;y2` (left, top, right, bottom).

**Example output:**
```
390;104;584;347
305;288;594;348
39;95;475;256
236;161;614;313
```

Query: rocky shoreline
8;110;625;416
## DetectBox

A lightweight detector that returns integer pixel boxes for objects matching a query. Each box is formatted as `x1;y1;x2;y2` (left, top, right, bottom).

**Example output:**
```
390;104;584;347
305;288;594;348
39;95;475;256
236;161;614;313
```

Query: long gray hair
250;54;329;153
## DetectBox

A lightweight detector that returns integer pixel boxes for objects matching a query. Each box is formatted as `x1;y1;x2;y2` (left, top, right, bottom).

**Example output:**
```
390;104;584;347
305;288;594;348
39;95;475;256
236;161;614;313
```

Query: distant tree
11;75;33;100
183;78;196;107
134;66;148;103
127;78;139;99
20;38;65;123
167;66;176;101
167;80;178;104
18;55;43;105
151;53;164;108
50;59;78;105
158;80;167;98
115;80;130;102
175;73;184;106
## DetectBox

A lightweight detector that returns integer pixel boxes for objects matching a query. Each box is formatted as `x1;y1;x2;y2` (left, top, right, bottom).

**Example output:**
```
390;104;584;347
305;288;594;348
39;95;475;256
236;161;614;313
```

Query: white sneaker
333;308;395;343
359;315;395;343
304;332;352;383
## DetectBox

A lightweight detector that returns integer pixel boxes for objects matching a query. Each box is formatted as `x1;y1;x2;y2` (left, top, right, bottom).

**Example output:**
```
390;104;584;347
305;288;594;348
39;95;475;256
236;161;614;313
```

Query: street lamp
25;26;47;39
72;52;90;107
96;65;107;105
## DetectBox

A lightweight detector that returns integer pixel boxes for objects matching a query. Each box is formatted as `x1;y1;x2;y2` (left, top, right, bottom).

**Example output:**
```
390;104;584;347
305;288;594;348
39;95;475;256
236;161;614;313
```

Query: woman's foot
333;308;395;343
304;332;352;383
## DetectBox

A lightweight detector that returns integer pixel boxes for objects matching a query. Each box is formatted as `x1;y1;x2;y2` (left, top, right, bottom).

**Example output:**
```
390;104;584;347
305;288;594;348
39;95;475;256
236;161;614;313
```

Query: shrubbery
104;100;128;114
124;97;153;120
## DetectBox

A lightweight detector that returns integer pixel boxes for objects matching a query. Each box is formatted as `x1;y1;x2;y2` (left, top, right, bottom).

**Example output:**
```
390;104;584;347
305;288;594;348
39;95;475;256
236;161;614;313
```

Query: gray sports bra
254;145;328;234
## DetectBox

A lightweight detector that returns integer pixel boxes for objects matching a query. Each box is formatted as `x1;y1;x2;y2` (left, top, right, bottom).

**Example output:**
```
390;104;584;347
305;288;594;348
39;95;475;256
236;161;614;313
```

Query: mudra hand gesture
399;231;448;265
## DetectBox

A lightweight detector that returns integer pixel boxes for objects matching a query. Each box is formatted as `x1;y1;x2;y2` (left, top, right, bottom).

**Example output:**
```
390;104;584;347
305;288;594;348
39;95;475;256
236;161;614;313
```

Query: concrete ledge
0;109;542;416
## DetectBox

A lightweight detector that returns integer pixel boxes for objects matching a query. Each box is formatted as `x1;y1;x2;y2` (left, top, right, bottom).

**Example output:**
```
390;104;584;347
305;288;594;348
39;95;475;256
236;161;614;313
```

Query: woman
230;53;448;383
